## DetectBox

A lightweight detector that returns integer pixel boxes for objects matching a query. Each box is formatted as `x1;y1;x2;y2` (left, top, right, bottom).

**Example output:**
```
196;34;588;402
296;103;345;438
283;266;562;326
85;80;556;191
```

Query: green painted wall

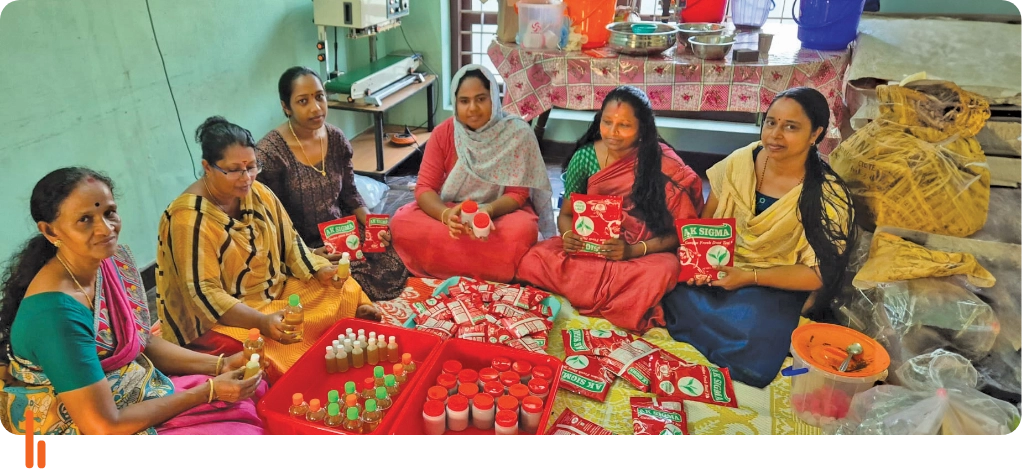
881;0;1019;15
0;0;378;267
382;0;454;127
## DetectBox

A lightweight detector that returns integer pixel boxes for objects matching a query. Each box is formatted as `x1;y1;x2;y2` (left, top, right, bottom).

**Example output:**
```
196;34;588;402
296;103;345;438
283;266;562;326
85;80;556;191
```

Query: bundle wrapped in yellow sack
853;232;996;289
831;81;991;237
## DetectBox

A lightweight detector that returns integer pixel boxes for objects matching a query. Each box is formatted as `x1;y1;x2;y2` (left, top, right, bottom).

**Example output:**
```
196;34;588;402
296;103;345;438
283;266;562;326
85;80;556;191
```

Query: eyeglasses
210;163;262;180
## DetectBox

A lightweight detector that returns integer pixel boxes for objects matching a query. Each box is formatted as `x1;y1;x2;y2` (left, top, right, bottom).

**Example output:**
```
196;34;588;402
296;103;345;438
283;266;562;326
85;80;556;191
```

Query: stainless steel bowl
606;22;678;56
688;35;737;60
676;22;726;50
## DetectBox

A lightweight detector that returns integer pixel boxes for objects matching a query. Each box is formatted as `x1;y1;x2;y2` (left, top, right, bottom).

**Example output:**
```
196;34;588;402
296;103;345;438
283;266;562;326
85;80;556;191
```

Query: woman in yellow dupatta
156;117;380;383
663;88;856;388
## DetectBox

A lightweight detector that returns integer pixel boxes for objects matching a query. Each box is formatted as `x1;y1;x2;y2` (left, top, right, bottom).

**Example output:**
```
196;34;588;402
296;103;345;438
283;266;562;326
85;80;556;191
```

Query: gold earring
53;239;62;249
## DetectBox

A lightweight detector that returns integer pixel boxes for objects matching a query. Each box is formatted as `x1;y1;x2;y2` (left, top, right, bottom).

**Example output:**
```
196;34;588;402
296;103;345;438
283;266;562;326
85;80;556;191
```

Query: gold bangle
440;208;451;224
215;353;225;375
639;241;648;257
754;269;759;285
207;378;216;404
561;231;570;240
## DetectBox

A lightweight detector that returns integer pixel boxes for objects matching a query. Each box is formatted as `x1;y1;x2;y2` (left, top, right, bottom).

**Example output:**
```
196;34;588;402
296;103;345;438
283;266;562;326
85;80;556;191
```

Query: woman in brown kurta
256;66;409;301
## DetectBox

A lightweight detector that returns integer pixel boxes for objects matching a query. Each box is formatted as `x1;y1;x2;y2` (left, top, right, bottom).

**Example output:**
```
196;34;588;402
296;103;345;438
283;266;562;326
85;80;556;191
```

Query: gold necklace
56;253;94;310
201;175;230;213
757;153;804;193
288;120;327;176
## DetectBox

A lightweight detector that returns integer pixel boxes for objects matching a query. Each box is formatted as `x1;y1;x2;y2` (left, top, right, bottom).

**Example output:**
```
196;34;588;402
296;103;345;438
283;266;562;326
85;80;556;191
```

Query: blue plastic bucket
792;0;866;51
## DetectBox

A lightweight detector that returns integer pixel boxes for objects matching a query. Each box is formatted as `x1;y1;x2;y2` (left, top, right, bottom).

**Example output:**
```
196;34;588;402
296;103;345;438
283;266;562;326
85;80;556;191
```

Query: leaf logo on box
564;355;590;369
677;377;704;397
574;216;594;236
324;221;355;237
681;224;733;240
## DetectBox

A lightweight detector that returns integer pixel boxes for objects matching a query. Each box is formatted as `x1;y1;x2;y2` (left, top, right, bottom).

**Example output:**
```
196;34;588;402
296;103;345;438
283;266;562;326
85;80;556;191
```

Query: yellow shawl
707;141;849;270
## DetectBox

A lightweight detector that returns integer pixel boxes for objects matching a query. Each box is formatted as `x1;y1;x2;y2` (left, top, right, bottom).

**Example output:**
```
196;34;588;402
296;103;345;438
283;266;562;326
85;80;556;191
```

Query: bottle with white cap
325;346;338;374
335;252;351;280
242;353;262;380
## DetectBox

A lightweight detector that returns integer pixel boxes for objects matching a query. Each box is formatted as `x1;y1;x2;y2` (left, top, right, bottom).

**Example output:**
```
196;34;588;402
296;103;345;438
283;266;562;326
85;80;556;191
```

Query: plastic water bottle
283;294;304;341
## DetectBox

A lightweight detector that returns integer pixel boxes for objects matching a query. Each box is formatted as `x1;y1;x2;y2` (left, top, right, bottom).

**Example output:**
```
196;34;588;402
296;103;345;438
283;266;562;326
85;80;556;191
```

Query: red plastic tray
388;338;563;435
256;318;443;435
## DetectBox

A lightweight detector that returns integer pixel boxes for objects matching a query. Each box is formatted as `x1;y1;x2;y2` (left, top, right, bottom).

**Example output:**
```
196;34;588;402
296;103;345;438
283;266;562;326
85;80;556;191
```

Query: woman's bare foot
356;304;382;322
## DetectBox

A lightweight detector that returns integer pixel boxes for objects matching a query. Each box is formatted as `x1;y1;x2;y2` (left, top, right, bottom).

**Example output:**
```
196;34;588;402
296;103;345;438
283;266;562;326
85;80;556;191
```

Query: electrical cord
400;25;439;131
145;0;197;177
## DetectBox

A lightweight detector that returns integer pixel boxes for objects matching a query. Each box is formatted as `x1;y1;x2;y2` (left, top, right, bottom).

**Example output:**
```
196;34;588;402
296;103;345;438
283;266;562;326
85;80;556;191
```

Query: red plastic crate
388;338;563;435
256;318;443;434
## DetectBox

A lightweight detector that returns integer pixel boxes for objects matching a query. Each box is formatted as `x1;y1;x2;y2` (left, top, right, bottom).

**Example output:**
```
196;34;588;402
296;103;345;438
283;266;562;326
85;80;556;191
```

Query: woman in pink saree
0;168;265;435
515;86;704;332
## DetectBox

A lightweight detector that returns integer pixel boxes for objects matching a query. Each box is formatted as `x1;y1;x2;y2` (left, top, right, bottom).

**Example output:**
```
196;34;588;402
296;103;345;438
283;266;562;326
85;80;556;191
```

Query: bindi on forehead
86;176;96;183
95;202;100;207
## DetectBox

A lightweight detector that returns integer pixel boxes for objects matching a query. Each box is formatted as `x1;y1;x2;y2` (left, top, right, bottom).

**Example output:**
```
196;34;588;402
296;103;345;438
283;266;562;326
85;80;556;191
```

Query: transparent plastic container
517;3;565;50
731;0;775;29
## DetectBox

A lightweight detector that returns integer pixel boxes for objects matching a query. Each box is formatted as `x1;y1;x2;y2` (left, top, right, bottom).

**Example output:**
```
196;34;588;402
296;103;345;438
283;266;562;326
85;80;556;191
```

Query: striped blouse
155;181;331;346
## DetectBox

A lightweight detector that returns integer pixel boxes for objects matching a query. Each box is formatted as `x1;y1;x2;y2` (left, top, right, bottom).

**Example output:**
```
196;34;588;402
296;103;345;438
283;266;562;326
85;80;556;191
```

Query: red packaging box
363;214;389;253
675;218;737;283
318;215;363;260
388;339;563;434
569;194;623;257
256;318;443;435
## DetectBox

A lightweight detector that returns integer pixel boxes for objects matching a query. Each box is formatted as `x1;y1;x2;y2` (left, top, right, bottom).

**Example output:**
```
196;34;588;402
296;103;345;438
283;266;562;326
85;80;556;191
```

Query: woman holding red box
515;86;704;332
390;65;555;283
662;87;856;388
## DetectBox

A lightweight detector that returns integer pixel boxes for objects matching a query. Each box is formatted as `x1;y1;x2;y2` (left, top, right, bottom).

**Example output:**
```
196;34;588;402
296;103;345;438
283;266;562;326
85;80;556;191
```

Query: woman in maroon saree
515;87;703;332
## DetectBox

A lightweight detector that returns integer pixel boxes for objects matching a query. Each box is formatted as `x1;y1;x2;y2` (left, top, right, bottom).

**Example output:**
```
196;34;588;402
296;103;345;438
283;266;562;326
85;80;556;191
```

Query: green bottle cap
385;374;396;386
345;381;356;394
328;390;339;403
288;294;300;307
374;366;385;378
346;406;359;420
365;399;377;412
376;387;387;399
327;402;340;416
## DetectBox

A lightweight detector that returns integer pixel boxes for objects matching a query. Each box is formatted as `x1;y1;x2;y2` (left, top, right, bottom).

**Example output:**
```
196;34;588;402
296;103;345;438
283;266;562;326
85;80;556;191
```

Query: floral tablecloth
487;22;852;153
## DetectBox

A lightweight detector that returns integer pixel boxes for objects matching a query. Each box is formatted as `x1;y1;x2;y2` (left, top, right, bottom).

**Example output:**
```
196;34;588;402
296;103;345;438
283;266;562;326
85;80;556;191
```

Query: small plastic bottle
243;328;265;366
343;338;354;354
332;339;341;351
460;199;478;225
336;252;351;280
283;294;304;341
385;374;400;398
361;399;383;433
478;367;500;387
458;382;479;401
306;398;326;423
289;393;309;419
347;331;356;342
499;371;521;390
362;377;377;401
401;353;417;375
496;395;519;415
512;360;533;383
491;357;512;372
387;337;400;363
374;366;386;387
520;396;544;434
427;385;449;404
369;331;377;342
242;353;262;380
446;394;470;432
375;386;393;412
458;369;479;386
471;393;495;430
336;347;350;373
472;212;492;238
327;389;341;407
437;373;458;396
357;328;366;342
508;383;530;403
351;343;365;368
344;381;358;403
325;347;338;374
345;327;354;338
494;410;518;435
483;381;505;400
532;365;554;383
528;378;550;400
366;340;380;366
393;363;407;386
422;400;447;435
344;394;362;414
342;406;362;434
442;360;463;376
324;402;343;427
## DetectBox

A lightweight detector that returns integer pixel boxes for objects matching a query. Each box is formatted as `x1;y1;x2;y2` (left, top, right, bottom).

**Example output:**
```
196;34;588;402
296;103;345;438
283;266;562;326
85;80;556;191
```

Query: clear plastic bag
354;174;390;213
826;349;1020;435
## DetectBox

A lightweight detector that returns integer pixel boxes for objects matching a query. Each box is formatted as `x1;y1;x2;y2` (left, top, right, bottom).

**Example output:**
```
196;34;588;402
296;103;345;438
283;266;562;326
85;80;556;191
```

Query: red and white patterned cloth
487;25;851;154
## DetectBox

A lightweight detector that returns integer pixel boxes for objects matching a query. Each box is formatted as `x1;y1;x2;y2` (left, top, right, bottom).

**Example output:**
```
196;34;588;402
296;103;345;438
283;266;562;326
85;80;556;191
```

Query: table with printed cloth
487;22;851;154
376;277;821;435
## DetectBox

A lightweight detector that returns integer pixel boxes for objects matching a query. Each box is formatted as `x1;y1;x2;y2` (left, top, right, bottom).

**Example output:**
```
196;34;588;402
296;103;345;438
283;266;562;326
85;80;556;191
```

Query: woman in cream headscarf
390;65;554;282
